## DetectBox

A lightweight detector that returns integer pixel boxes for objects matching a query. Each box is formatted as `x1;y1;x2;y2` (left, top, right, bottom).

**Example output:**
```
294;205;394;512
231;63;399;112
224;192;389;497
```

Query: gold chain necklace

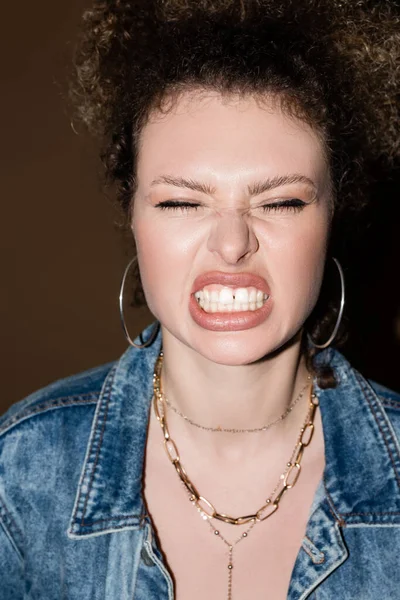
152;352;319;599
189;398;316;600
153;351;318;524
162;376;311;433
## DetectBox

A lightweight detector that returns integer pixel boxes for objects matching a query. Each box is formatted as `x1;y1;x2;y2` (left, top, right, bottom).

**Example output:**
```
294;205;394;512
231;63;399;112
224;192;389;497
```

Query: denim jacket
1;327;400;600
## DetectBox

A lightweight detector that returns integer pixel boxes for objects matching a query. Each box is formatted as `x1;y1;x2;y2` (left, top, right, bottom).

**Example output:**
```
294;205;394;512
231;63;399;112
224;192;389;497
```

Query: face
132;91;332;365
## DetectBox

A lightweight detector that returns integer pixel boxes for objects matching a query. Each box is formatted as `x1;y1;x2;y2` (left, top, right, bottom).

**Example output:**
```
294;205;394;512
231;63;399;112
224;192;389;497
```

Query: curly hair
70;0;399;386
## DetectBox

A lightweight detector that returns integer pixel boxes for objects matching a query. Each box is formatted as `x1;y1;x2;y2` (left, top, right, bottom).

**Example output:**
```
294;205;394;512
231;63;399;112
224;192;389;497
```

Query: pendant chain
162;376;311;433
152;351;319;599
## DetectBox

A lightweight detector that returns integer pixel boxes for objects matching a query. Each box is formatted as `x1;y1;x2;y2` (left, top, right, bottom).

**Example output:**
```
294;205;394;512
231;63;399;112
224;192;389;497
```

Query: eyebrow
150;175;216;196
150;173;316;196
247;174;316;196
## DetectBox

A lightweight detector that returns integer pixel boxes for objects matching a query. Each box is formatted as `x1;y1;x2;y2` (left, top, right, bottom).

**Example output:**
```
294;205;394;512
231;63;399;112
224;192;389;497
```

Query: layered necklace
152;352;319;599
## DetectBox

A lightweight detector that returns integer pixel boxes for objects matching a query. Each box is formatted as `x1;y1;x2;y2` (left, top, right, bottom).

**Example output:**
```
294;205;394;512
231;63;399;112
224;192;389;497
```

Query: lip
189;271;272;332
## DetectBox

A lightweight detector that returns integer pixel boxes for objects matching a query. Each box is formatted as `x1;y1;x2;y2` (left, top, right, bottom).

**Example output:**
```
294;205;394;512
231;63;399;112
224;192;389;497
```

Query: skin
133;91;331;358
134;91;331;598
132;91;332;449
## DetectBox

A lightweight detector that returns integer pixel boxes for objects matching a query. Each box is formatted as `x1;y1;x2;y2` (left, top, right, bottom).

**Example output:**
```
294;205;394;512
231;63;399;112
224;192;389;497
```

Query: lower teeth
197;299;267;313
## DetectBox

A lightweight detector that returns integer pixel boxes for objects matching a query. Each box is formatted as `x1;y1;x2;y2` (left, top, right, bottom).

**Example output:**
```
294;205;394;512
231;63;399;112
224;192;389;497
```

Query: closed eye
155;200;200;212
155;198;307;213
261;199;307;212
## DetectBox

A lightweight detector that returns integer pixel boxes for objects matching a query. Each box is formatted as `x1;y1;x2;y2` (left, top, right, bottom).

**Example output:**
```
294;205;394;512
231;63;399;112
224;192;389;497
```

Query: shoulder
317;346;400;405
0;361;117;557
368;379;400;438
0;361;116;438
316;346;400;434
368;380;400;408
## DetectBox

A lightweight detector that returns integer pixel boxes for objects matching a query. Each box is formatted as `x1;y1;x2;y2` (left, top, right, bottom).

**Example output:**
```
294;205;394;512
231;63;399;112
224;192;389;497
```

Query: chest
144;442;325;600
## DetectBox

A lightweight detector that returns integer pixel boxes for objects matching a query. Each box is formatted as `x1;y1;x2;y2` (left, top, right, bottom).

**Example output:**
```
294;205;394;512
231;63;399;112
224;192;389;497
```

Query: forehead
137;91;329;188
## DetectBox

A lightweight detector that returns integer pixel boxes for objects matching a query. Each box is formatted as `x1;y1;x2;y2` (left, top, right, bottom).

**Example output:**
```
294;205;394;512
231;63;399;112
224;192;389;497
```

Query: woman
1;1;399;599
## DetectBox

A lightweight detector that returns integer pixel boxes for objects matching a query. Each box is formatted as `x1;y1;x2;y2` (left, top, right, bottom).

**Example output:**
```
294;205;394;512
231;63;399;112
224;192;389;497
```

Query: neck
158;330;311;458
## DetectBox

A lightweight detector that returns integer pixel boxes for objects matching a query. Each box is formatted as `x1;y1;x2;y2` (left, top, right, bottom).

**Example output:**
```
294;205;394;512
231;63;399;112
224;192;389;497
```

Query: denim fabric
1;326;400;599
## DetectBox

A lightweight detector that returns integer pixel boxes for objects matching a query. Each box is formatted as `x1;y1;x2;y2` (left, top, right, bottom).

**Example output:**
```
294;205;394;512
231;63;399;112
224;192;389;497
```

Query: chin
158;302;306;366
184;326;300;367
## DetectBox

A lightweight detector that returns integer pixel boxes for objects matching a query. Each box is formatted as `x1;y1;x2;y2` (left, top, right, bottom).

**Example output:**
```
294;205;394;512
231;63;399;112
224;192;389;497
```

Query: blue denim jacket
1;327;400;599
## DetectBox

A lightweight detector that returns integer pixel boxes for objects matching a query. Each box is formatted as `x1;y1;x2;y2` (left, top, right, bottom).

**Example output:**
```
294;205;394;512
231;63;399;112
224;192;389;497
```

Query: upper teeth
194;286;269;313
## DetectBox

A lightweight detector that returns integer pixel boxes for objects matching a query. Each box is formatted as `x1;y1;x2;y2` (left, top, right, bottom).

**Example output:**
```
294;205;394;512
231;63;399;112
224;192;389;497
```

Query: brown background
2;1;400;416
1;0;152;413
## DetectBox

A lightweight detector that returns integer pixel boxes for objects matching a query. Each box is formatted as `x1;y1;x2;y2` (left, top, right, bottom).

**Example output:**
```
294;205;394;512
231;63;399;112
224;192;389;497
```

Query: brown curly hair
70;0;399;386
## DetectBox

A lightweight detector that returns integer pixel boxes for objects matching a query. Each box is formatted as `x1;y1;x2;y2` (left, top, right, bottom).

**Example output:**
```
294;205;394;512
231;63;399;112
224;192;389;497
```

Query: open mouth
194;285;270;313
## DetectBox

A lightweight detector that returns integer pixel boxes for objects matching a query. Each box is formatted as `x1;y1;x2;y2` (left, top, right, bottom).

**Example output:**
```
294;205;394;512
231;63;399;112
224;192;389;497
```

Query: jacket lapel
289;349;400;598
68;333;162;538
316;351;400;523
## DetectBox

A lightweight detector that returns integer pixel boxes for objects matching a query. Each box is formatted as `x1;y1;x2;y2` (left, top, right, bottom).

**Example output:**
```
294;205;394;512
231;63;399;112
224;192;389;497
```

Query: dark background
2;1;399;415
2;0;152;413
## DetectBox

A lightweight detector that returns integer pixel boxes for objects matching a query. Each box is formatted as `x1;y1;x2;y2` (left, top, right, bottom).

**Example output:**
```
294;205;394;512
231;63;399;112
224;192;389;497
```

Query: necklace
191;400;315;600
163;376;311;433
153;351;319;599
153;351;318;524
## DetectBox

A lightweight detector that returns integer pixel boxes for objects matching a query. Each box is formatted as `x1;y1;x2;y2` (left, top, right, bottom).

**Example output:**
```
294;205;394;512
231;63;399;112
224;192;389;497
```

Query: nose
207;210;259;265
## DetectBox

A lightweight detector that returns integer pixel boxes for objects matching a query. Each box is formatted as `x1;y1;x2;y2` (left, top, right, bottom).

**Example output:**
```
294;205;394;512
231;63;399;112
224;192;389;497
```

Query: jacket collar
69;327;162;538
314;347;400;525
69;328;400;538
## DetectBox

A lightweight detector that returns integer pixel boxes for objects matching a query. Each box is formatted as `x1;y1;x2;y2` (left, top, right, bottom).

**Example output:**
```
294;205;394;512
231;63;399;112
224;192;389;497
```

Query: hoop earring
119;256;159;349
307;257;345;349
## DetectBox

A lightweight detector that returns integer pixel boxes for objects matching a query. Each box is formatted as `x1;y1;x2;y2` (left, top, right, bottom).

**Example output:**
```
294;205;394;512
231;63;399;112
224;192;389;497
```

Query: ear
129;205;137;240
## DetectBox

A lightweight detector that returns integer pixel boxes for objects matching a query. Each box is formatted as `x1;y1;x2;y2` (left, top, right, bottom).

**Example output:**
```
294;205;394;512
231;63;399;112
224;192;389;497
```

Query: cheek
266;217;329;317
134;225;169;311
132;214;199;313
